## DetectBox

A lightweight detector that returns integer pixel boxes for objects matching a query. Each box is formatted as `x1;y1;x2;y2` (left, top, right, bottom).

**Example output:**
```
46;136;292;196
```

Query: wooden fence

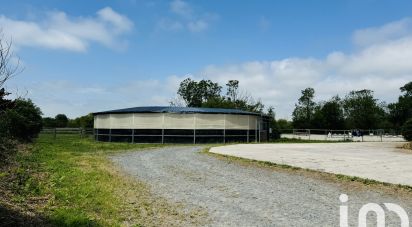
41;128;94;139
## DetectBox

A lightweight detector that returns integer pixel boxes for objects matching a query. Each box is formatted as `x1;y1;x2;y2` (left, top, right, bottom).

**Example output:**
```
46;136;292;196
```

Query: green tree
277;119;293;130
226;80;239;102
267;106;280;139
342;89;385;129
312;96;345;129
388;81;412;129
402;118;412;141
177;78;222;107
292;88;316;128
42;117;56;128
0;99;42;141
68;113;94;128
176;78;264;113
55;114;69;128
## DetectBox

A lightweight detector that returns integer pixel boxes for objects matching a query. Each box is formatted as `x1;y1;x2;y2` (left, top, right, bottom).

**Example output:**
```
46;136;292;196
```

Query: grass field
0;134;201;226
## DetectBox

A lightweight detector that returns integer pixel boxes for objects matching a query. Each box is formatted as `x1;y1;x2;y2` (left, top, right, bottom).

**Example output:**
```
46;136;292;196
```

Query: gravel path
111;146;412;226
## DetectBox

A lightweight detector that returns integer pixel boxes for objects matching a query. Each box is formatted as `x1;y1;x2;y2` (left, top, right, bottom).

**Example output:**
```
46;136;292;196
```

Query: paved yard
210;142;412;186
111;146;412;226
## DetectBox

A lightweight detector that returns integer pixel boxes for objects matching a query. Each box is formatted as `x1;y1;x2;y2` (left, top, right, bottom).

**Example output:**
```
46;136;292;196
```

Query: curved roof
93;106;260;116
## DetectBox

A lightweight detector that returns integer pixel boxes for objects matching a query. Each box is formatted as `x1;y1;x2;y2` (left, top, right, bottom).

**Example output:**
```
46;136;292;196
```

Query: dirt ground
210;142;412;186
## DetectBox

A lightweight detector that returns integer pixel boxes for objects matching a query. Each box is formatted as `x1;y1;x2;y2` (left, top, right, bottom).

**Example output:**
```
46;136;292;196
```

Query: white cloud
190;28;412;118
187;19;208;32
157;0;214;33
18;78;179;118
156;18;184;31
353;17;412;46
11;17;412;119
258;16;271;31
0;7;133;52
170;0;192;18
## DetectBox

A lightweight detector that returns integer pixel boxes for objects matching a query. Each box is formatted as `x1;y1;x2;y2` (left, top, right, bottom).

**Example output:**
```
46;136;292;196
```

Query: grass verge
0;134;207;226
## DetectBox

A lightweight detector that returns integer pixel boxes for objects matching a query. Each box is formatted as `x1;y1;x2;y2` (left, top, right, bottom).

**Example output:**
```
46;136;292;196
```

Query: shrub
1;99;43;142
402;118;412;141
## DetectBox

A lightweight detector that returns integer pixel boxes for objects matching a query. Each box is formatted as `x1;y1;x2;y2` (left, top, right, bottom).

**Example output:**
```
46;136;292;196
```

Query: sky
1;0;412;119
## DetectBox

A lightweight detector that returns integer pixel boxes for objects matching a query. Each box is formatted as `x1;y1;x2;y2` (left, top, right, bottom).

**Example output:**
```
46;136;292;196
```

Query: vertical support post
131;128;135;144
223;114;226;143
193;114;196;144
247;115;250;143
109;114;112;142
380;130;383;142
308;129;311;140
255;118;258;142
132;113;135;143
161;113;165;144
54;128;57;139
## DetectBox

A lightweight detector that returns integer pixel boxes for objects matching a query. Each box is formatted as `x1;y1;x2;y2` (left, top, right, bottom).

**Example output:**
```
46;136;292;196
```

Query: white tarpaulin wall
94;113;258;130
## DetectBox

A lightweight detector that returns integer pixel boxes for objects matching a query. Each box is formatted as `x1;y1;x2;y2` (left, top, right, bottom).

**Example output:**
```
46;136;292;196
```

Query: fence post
54;128;57;139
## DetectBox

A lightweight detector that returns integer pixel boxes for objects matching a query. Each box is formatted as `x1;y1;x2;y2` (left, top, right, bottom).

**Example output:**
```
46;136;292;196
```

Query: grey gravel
111;146;412;226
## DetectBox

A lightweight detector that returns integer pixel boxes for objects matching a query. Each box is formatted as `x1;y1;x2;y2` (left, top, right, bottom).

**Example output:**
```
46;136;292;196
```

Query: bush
0;99;43;142
402;118;412;141
0;136;17;163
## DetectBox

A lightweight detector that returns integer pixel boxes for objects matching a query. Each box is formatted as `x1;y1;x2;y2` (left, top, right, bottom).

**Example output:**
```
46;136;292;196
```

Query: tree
0;99;42;141
402;118;412;141
342;89;385;129
292;88;316;128
226;80;239;102
312;96;345;129
68;113;94;128
388;81;412;129
42;117;56;128
267;106;280;139
177;78;222;107
176;78;265;113
277;119;293;130
0;33;22;161
55;114;69;128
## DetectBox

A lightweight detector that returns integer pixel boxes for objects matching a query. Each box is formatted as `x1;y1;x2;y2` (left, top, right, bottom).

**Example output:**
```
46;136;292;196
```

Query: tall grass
1;134;167;226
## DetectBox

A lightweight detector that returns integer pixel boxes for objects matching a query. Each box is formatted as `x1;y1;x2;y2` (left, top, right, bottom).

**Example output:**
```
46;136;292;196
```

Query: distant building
93;106;268;143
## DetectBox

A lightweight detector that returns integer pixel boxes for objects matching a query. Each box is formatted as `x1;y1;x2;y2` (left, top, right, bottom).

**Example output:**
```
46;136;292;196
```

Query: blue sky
1;0;412;118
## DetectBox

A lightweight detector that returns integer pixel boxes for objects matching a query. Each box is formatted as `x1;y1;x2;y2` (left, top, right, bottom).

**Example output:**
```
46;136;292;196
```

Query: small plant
402;118;412;141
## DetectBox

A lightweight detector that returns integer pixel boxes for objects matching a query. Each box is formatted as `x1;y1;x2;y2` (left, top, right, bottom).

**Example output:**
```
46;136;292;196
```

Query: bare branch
0;31;23;89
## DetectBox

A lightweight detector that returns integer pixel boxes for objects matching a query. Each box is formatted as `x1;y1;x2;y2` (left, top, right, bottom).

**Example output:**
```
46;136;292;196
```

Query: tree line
173;77;412;139
42;113;94;128
292;84;412;131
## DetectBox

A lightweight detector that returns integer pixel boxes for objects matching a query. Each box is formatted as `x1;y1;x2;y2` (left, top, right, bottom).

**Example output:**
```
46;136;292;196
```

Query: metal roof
93;106;260;116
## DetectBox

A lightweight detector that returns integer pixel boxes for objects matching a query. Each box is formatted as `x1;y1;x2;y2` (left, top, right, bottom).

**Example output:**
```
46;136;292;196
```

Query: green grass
0;134;198;226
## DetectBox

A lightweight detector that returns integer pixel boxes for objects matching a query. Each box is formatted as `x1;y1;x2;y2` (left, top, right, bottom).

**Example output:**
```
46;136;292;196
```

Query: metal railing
279;129;405;142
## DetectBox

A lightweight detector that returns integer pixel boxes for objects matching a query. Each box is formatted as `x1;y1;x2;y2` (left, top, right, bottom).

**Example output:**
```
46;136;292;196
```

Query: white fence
280;129;405;142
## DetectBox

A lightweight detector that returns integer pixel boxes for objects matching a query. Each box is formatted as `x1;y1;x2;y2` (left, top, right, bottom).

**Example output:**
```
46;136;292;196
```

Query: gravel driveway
111;146;412;226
